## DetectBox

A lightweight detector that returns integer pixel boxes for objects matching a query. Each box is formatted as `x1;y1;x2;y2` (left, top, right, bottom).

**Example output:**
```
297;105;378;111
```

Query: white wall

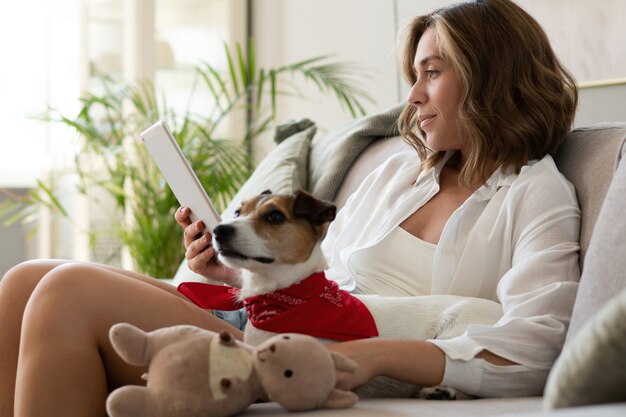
576;83;626;128
252;0;402;159
251;1;459;139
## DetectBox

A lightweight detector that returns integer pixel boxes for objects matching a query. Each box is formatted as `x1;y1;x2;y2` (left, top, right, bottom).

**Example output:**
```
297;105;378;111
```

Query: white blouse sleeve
429;163;581;397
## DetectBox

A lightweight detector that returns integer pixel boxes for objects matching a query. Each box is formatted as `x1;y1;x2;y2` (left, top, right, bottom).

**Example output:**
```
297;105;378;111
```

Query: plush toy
106;324;263;417
106;324;358;417
252;333;359;410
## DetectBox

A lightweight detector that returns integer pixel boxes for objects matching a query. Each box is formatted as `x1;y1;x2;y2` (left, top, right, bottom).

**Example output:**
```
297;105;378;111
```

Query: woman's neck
445;151;498;191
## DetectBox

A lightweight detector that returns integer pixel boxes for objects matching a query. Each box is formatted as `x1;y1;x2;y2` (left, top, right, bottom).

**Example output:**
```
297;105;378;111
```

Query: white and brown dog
178;190;502;348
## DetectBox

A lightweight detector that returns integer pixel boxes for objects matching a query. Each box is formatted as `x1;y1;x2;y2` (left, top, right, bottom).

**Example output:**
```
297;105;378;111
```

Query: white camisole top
350;226;436;296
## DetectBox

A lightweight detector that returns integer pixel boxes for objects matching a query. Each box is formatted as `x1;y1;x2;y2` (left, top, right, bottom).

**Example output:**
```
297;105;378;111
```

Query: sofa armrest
565;130;626;340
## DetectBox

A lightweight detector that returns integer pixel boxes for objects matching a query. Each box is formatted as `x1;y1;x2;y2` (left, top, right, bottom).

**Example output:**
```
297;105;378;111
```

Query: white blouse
321;150;581;397
351;226;435;296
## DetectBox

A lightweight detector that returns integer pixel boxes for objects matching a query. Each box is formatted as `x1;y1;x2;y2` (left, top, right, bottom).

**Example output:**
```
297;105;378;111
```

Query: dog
177;190;503;399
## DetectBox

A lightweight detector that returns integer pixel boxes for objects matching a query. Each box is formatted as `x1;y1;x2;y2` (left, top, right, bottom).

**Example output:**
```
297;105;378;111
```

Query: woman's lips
419;114;436;129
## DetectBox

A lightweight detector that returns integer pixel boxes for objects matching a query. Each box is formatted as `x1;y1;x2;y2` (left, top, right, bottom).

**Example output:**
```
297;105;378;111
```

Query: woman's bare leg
0;260;69;417
0;259;186;415
1;260;238;417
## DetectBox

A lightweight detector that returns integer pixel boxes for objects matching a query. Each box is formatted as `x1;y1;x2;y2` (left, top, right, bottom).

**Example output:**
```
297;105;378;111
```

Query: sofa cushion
500;403;626;417
334;135;412;209
246;397;542;416
220;119;316;220
544;287;626;409
553;123;626;270
563;129;626;340
542;126;626;410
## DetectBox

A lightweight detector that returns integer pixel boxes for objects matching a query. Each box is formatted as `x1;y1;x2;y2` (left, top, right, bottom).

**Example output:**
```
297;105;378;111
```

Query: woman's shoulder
366;149;423;182
509;154;579;209
383;149;423;168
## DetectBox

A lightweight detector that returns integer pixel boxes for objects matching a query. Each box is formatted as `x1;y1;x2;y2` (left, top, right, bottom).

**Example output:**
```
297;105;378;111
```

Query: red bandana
177;272;378;341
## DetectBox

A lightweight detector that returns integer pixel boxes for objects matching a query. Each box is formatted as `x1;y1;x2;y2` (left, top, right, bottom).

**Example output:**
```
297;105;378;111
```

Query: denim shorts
213;308;247;331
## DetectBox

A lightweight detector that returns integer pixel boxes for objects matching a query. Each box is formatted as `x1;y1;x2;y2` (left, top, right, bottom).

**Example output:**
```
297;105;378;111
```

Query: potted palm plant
0;41;372;278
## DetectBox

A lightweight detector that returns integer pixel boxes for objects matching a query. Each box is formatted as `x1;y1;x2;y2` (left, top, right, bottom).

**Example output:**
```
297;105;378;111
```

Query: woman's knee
0;259;67;305
20;263;102;338
26;263;95;305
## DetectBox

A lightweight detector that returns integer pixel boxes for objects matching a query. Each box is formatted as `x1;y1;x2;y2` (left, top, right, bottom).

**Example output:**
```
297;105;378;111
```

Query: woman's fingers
175;207;209;249
185;232;212;260
183;220;207;248
174;206;191;227
175;205;233;280
186;243;217;275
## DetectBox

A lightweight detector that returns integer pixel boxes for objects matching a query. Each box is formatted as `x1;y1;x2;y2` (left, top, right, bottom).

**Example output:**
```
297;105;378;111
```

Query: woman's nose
407;80;426;106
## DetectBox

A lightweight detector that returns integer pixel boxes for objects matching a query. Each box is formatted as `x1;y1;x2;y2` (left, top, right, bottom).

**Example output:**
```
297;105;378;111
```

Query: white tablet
141;120;221;232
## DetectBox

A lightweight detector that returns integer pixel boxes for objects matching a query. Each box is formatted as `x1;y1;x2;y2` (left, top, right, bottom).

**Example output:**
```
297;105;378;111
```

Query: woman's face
407;27;464;154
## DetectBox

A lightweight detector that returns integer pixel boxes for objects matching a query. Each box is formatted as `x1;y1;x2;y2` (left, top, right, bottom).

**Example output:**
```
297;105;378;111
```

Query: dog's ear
293;190;336;225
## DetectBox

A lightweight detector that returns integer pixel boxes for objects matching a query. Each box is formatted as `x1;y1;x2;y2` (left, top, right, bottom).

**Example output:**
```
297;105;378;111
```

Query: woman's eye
426;69;439;78
266;211;286;225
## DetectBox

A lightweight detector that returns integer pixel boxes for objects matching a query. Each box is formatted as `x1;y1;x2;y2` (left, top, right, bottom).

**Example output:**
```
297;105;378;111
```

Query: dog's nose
213;224;235;242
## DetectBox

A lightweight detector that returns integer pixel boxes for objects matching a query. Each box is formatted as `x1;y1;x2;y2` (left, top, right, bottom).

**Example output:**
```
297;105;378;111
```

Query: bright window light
0;0;80;188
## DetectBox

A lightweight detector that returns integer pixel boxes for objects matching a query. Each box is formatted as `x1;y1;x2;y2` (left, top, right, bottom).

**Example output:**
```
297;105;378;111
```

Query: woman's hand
174;206;238;285
326;339;447;390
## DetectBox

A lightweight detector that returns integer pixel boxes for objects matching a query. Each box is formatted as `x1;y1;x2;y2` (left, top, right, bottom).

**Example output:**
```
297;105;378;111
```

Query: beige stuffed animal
106;324;358;417
253;333;359;410
106;323;263;417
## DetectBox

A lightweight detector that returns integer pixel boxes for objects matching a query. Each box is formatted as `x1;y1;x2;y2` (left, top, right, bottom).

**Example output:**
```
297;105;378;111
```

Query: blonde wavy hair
397;0;578;188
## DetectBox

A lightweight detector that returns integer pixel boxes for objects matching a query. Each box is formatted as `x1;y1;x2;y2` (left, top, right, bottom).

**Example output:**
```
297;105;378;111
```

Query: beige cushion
334;136;412;209
562;127;626;340
554;123;626;270
544;288;626;409
545;129;626;409
220;122;316;219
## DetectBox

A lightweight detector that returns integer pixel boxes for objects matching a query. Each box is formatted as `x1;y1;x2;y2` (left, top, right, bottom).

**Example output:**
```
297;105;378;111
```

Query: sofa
173;104;626;416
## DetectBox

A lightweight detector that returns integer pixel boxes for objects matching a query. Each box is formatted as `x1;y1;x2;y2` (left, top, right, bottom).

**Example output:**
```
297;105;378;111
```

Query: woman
322;0;580;396
0;0;579;415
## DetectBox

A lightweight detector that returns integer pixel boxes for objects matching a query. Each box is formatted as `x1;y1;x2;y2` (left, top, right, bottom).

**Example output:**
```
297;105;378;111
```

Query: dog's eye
284;369;293;378
233;209;241;218
266;210;286;225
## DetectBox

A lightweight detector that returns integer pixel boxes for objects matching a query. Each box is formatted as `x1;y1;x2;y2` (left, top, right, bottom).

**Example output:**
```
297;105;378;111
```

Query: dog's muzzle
213;224;275;264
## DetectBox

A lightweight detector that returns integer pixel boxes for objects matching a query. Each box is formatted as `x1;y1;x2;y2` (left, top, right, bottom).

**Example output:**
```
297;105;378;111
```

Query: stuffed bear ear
330;351;358;373
109;323;150;366
320;389;358;409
